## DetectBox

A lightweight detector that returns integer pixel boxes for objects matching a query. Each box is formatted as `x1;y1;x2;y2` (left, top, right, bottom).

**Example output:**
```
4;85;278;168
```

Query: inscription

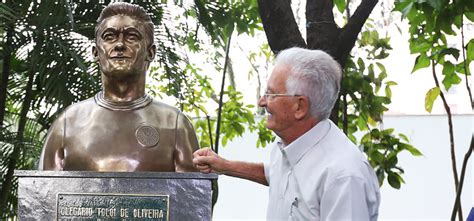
57;193;169;220
59;207;93;217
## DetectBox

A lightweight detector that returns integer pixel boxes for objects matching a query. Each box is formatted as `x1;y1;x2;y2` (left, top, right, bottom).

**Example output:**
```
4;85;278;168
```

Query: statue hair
95;2;154;46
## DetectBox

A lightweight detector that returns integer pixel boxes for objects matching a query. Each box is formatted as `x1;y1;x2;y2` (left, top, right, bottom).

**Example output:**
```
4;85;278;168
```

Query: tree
0;1;99;217
231;0;421;189
394;0;474;219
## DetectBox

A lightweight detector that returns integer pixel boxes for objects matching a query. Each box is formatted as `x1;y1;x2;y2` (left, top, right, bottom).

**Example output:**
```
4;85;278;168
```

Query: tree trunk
0;24;14;127
306;0;340;54
257;0;379;125
257;0;306;54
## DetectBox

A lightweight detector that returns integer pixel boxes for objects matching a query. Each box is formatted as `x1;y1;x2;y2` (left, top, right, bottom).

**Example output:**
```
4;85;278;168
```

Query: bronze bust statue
38;2;198;172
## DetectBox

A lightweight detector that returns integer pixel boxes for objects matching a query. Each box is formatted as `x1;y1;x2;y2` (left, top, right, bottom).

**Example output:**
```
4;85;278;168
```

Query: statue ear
92;46;99;61
146;44;156;62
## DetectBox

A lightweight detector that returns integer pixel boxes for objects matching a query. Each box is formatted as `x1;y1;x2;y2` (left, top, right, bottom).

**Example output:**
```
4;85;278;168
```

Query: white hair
275;47;342;120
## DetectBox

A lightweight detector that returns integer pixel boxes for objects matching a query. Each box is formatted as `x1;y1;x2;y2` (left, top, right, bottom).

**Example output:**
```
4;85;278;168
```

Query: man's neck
102;74;146;102
279;118;319;146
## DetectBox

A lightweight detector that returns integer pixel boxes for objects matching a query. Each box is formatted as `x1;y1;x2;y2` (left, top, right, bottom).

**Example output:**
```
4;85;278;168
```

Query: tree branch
451;135;473;221
431;60;462;220
335;0;378;66
460;16;473;109
306;0;340;54
257;0;306;54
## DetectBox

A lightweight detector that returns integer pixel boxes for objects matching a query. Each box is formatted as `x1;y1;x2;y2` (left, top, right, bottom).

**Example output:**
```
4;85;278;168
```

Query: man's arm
193;148;268;186
174;112;199;172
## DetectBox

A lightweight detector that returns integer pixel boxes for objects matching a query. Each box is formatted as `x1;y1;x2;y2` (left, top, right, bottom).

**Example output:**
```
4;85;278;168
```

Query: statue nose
114;42;125;51
114;33;126;51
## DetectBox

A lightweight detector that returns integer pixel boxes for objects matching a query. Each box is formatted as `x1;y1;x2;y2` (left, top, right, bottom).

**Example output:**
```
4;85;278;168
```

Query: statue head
93;2;156;79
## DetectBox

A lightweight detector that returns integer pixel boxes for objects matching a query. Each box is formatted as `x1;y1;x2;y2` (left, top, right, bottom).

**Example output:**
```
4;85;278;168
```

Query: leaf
370;150;385;164
398;133;409;142
385;81;398;86
425;87;440;113
438;48;460;60
388;173;401;189
426;0;446;10
401;143;423;156
357;58;365;72
410;41;431;54
467;39;474;64
412;54;431;73
466;12;474;22
441;62;461;90
376;62;387;73
334;0;346;13
385;85;392;98
394;0;413;16
382;128;394;135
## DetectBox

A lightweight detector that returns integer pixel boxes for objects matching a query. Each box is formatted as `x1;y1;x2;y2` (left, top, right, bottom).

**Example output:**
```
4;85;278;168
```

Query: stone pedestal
14;170;217;220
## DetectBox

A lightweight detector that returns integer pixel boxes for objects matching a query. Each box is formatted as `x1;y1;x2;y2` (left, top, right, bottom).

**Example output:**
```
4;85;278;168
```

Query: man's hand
193;147;268;185
193;147;226;174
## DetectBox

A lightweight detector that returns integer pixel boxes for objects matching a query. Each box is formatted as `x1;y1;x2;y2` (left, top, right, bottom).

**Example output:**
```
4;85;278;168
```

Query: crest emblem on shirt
135;125;159;148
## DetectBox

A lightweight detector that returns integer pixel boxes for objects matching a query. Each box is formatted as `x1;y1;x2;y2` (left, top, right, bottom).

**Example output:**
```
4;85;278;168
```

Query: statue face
93;15;154;79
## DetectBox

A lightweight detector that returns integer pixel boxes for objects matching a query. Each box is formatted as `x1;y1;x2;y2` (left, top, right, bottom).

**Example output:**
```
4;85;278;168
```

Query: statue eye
102;32;116;41
126;32;140;41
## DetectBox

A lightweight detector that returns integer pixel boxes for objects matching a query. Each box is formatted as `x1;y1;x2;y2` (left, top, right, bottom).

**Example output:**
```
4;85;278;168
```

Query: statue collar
94;91;153;111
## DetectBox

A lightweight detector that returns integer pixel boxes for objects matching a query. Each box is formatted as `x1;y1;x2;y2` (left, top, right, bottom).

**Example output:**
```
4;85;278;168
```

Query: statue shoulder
59;97;97;115
148;99;181;114
46;97;99;128
146;100;195;127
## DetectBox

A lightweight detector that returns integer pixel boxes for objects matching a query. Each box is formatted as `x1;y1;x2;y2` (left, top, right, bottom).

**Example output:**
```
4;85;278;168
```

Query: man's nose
258;95;266;107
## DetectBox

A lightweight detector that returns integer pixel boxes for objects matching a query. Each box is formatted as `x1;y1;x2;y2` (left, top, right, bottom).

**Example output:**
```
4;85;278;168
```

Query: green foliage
192;86;263;148
361;128;420;189
163;62;274;149
153;1;273;150
395;0;473;108
467;39;474;64
359;27;392;60
395;0;472;217
412;54;430;73
0;1;104;217
188;0;262;45
0;112;45;216
340;22;422;189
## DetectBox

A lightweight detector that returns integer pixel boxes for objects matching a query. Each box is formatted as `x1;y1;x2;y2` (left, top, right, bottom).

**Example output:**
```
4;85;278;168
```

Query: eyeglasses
262;92;301;100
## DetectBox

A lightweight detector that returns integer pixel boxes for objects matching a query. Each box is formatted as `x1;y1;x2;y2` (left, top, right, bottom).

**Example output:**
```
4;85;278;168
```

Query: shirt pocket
289;196;305;221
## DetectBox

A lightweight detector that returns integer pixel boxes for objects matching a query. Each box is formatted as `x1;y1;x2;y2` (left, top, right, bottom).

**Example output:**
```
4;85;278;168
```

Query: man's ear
92;45;98;61
146;44;156;62
294;96;310;120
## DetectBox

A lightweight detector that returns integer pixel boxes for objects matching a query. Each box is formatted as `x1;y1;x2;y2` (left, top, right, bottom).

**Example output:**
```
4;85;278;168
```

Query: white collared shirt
264;119;380;220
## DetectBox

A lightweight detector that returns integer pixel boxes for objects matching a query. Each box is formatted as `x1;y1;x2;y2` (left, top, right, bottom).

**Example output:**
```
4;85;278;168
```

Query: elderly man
39;2;198;172
193;47;380;220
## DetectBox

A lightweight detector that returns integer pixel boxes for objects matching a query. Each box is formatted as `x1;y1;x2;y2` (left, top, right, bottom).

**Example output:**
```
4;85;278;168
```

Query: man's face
93;15;154;79
258;64;298;137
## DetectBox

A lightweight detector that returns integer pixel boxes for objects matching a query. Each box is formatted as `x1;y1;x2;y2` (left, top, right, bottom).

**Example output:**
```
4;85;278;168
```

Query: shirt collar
278;119;331;167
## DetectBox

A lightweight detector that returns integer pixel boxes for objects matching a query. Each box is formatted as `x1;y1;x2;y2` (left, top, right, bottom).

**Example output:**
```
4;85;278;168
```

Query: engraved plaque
136;125;160;147
15;171;217;220
57;193;169;220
